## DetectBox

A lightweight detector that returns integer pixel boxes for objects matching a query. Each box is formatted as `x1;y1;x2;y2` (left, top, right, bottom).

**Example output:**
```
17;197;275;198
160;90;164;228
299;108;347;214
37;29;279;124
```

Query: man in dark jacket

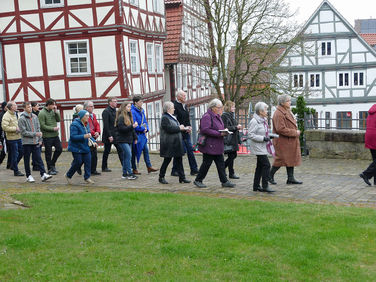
31;101;41;171
101;97;123;172
171;90;199;176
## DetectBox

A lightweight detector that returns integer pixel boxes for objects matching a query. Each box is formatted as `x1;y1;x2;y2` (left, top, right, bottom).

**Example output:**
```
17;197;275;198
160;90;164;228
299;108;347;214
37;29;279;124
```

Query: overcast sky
284;0;376;27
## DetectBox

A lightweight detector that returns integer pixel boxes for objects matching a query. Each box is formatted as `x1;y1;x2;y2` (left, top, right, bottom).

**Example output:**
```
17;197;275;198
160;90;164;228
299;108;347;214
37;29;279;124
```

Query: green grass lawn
0;192;376;281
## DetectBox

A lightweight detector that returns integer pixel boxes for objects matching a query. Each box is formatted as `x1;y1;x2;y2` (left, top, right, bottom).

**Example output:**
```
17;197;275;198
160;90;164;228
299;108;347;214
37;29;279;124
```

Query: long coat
365;104;376;150
221;111;240;152
101;106;116;142
272;105;301;167
159;113;184;158
198;109;225;155
248;113;269;155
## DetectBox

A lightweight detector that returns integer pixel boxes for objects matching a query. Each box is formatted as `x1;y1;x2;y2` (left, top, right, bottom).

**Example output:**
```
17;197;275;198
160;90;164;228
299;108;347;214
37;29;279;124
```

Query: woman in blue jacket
65;110;97;184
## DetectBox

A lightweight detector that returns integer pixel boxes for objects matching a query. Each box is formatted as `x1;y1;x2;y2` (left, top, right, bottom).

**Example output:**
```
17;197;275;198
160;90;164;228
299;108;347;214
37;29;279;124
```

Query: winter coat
248;113;269;155
131;104;149;136
198;109;225;155
159;113;184;158
365;104;376;150
38;107;60;138
115;114;138;144
88;112;101;140
102;106;117;142
272;105;301;167
1;110;21;140
68;119;95;154
221;111;240;152
0;110;5;140
18;111;42;145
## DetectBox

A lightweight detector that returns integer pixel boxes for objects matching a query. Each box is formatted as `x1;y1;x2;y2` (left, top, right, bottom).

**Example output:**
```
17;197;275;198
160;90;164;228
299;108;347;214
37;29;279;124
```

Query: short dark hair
23;101;31;108
107;97;116;104
1;101;7;110
45;98;56;106
31;101;38;107
133;96;142;104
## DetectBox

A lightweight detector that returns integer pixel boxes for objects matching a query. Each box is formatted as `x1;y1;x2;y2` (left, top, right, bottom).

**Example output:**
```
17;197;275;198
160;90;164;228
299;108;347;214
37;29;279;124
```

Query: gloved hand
264;136;271;142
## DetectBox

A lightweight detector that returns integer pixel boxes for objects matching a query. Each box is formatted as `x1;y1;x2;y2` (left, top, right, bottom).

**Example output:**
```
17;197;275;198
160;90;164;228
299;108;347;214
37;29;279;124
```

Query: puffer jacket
38;107;60;138
68;119;95;154
248;113;269;155
1;110;21;140
18;111;42;145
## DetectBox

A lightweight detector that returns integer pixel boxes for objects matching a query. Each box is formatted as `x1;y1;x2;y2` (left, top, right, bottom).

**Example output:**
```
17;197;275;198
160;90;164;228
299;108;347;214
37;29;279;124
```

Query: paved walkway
1;152;376;209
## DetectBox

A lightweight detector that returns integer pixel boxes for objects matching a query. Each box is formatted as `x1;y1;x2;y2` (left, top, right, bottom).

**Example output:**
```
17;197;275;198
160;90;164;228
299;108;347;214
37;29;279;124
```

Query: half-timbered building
278;0;376;129
164;0;212;121
0;0;166;145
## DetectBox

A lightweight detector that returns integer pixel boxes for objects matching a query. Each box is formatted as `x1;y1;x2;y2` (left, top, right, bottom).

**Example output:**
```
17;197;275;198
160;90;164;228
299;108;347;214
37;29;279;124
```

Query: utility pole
0;42;6;102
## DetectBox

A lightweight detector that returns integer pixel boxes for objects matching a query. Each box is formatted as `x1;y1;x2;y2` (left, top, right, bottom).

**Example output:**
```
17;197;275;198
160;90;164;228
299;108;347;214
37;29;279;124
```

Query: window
130;40;139;73
130;0;138;6
359;111;368;130
155;44;163;73
182;65;187;89
293;74;304;88
146;43;154;73
40;0;64;8
353;71;365;87
310;74;320;88
153;0;164;14
64;40;90;76
336;112;352;129
321;41;332;56
338;72;350;87
325;112;331;129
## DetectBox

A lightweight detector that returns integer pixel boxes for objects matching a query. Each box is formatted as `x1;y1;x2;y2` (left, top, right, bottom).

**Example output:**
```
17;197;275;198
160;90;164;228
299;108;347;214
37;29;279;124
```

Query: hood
253;113;266;124
131;104;142;113
21;111;32;118
369;104;376;115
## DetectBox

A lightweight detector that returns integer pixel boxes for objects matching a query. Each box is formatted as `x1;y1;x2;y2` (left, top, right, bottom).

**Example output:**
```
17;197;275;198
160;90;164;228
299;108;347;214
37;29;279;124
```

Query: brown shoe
133;169;141;175
147;167;159;173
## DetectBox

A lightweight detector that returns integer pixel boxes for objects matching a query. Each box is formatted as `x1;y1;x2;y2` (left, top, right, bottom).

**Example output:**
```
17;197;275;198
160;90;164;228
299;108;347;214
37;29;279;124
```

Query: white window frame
309;73;321;89
146;43;154;74
338;72;350;88
40;0;64;8
64;40;90;76
147;103;154;135
153;0;164;14
155;44;163;73
353;71;365;88
129;40;140;74
292;73;304;88
130;0;139;7
319;41;334;57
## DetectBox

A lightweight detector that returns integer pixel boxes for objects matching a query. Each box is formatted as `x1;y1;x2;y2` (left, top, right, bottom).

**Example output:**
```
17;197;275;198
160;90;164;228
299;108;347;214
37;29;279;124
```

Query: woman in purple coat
193;99;236;188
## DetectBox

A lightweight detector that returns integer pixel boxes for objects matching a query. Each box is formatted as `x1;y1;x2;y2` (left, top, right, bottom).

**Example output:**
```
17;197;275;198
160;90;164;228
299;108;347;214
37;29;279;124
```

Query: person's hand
134;140;138;144
53;127;59;132
109;136;113;143
53;105;58;112
94;132;99;139
36;132;42;137
84;133;91;139
133;122;138;128
221;131;229;136
264;136;271;142
144;129;147;133
179;125;185;130
94;142;98;148
38;141;42;146
297;130;301;136
16;127;20;133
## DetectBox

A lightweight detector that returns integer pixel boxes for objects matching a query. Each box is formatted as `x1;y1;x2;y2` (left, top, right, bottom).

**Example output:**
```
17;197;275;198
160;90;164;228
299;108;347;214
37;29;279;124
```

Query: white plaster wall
367;69;376;85
123;36;129;69
4;44;21;79
97;6;114;25
352;53;365;63
93;36;117;72
105;81;121;97
352;90;364;97
290;57;302;66
0;17;13;33
351;39;367;52
25;43;43;77
49;80;66;100
29;81;45;99
158;77;164;91
95;76;117;97
320;10;334;22
44;12;63;29
70;8;93;27
337;39;349;53
139;40;145;70
366;53;376;62
149;77;156;92
324;87;336;98
0;0;14;13
68;0;91;5
318;57;336;65
132;77;141;95
69;80;91;98
338;90;350;98
335;22;349;33
320;23;334;33
22;14;40;29
8;83;23;102
45;41;64;76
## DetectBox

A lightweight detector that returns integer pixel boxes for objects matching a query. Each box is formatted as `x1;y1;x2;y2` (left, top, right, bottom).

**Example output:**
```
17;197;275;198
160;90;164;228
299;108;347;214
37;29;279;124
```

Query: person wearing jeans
38;98;62;175
1;101;24;176
115;102;138;180
18;102;52;183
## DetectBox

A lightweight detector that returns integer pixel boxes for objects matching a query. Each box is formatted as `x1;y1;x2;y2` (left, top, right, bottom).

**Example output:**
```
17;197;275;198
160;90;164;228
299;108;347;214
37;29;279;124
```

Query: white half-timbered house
278;0;376;129
0;0;166;146
164;0;212;121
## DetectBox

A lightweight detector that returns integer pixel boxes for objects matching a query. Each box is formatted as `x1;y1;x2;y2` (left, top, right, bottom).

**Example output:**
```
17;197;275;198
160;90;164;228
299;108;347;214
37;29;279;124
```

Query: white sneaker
65;174;72;185
41;173;52;182
85;178;95;184
26;175;35;183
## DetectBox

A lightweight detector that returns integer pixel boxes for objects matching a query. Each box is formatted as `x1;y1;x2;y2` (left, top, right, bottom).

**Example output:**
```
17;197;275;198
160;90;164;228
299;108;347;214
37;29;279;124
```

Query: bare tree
193;0;301;106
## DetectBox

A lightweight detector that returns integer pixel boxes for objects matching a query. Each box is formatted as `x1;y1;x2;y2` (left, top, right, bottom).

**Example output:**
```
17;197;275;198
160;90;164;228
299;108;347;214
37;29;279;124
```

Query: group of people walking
0;92;304;191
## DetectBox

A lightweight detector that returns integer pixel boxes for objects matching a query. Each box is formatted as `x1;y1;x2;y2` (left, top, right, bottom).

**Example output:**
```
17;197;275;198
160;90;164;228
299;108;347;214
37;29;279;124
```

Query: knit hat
77;110;89;120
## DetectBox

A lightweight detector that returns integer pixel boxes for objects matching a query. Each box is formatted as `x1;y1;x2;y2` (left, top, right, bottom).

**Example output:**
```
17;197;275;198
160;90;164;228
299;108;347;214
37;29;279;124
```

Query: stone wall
305;129;371;160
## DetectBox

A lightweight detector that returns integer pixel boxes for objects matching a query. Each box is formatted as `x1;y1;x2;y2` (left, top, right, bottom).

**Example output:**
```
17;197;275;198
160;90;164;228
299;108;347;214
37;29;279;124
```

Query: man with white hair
171;90;199;176
84;101;101;175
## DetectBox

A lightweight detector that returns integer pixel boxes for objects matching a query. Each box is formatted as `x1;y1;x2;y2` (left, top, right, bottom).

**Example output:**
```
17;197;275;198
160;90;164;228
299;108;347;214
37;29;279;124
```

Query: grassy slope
0;192;376;281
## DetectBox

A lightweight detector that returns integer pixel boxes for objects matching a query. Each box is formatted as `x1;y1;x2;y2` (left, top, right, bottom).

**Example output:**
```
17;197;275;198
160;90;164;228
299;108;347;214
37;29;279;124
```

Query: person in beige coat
269;94;302;185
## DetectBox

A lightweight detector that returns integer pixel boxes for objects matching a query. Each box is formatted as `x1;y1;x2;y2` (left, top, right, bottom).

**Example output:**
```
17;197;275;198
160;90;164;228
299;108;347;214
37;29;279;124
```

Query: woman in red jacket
360;104;376;186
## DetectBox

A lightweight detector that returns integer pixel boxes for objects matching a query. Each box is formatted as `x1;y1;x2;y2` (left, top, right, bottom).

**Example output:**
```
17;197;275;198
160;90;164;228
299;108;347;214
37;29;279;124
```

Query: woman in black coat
221;101;242;179
159;101;190;184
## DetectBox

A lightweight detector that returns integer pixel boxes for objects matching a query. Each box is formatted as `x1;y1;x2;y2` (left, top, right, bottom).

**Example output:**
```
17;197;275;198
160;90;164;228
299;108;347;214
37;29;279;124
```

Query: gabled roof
360;34;376;46
164;2;183;64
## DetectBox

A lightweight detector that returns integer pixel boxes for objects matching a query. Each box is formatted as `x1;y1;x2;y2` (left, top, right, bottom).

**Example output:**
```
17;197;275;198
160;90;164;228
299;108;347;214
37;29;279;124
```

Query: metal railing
303;114;367;131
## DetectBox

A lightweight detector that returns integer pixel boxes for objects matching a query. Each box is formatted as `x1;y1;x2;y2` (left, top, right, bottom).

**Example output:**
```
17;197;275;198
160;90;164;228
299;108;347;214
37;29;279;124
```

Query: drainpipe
0;42;6;101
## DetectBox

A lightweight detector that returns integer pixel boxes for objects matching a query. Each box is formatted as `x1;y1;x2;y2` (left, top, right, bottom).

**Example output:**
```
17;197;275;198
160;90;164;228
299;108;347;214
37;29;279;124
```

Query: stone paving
1;151;376;209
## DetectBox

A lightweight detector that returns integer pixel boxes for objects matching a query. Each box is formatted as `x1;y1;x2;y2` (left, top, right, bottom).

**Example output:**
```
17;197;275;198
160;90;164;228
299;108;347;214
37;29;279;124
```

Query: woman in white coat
248;102;276;192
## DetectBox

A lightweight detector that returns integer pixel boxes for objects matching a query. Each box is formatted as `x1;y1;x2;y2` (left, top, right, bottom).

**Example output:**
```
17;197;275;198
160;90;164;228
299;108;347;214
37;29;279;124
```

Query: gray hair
277;94;291;106
176;89;186;98
254;102;268;115
208;98;222;109
73;104;83;113
83;100;93;110
163;101;174;113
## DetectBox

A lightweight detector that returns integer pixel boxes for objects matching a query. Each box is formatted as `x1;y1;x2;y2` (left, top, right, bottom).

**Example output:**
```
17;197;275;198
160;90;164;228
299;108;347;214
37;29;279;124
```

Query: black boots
159;177;168;184
269;166;279;185
286;167;303;184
